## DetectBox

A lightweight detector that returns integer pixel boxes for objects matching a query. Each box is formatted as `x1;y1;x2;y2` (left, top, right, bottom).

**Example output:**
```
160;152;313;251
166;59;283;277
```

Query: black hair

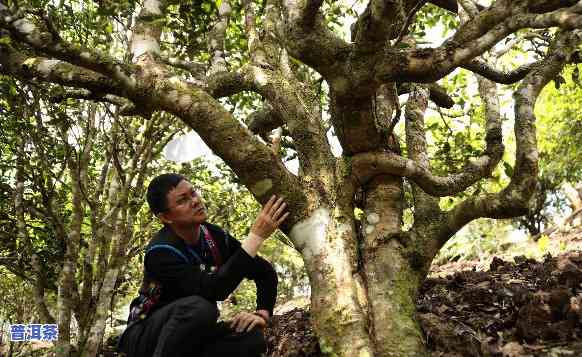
146;173;186;215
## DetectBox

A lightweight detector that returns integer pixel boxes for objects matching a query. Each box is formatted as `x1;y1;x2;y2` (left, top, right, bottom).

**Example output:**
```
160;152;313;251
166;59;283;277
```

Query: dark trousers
118;296;266;357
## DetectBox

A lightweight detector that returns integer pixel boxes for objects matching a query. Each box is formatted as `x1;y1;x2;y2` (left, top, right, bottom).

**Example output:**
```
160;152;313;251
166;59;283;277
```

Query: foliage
435;218;515;264
537;65;582;185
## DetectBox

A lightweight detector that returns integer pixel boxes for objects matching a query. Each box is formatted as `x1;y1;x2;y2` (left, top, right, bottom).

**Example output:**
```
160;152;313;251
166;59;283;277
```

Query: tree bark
290;206;375;356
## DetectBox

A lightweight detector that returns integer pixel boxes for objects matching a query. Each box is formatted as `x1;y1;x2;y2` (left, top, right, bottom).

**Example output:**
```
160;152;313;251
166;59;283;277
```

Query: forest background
0;0;582;356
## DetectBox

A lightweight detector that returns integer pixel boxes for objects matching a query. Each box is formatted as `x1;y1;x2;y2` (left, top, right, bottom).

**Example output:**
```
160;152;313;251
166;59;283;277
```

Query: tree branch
243;0;269;67
398;82;454;108
280;0;351;79
301;0;324;27
242;65;335;177
0;44;125;97
247;0;283;69
352;0;410;48
282;0;325;28
204;62;334;178
353;34;504;195
129;0;169;62
204;70;254;98
404;86;442;226
248;105;284;136
208;0;232;74
351;149;499;197
492;32;547;58
49;88;140;115
373;2;582;83
440;30;581;244
0;6;135;87
14;137;56;324
159;55;206;77
462;58;539;84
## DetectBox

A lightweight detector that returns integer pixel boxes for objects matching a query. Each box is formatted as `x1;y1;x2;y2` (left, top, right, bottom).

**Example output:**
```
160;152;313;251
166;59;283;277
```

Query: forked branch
373;2;582;83
440;30;581;244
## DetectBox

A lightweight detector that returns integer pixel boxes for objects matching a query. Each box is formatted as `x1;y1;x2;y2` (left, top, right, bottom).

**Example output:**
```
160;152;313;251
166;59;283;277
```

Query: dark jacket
131;222;278;317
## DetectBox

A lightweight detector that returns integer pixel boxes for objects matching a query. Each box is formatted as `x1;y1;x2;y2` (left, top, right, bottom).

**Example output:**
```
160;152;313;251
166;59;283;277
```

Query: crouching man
118;173;288;357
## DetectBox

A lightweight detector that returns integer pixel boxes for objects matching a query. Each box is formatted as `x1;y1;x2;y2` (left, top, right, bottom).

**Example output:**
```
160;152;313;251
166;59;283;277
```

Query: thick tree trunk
291;207;375;356
292;198;428;357
360;176;427;357
56;160;84;356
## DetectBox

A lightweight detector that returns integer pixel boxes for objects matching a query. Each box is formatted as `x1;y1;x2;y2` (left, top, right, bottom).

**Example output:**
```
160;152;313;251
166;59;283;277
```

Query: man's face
159;179;207;226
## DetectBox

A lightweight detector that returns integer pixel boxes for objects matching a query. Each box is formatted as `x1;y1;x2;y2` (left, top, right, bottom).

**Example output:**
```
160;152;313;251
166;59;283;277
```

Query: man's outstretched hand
250;195;289;239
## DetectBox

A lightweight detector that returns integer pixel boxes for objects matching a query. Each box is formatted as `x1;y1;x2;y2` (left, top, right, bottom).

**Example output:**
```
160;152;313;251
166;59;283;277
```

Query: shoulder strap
201;225;223;267
146;244;189;264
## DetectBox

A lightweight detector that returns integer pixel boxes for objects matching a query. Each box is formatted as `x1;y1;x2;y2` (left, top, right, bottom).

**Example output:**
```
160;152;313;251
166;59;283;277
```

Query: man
118;173;288;357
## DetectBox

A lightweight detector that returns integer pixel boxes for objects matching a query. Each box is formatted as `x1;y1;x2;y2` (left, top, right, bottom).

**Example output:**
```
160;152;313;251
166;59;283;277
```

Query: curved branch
246;67;334;177
440;30;580;244
204;70;254;98
281;0;351;79
351;150;499;197
462;59;538;84
205;64;334;177
354;58;504;197
248;106;284;136
150;74;308;231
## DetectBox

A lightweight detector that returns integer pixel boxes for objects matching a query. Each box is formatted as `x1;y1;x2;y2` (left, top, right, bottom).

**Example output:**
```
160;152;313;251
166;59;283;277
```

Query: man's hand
229;311;267;333
242;195;288;257
250;195;289;239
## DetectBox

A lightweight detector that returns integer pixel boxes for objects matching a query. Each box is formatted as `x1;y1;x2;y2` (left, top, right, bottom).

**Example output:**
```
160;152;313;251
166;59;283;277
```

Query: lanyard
185;226;222;268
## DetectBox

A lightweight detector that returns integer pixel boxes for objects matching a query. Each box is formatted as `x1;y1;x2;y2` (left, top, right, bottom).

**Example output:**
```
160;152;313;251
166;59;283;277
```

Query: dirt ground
265;250;582;357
